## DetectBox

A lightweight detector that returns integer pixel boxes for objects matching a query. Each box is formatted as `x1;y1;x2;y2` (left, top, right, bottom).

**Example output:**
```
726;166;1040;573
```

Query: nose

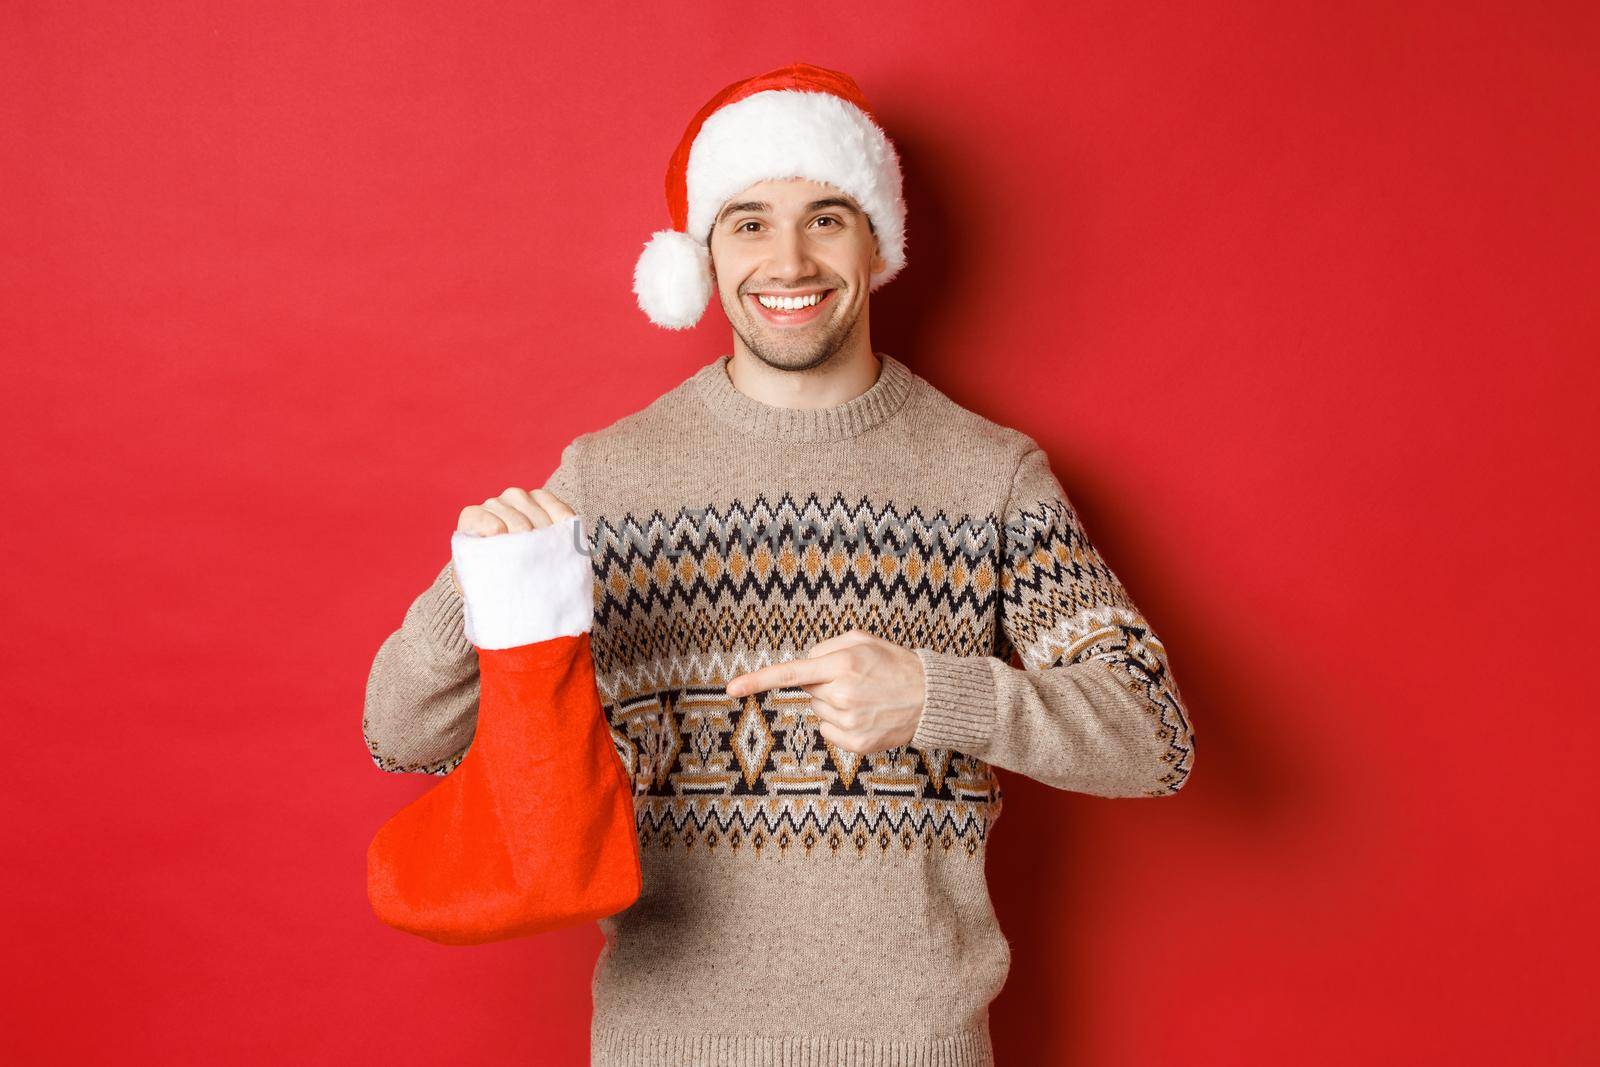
766;222;817;282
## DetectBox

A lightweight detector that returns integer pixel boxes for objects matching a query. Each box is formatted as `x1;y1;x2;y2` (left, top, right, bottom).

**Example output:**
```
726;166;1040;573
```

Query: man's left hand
724;629;926;754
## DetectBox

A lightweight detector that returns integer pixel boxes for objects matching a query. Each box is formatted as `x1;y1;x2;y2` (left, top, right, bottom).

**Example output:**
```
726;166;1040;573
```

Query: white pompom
632;229;713;330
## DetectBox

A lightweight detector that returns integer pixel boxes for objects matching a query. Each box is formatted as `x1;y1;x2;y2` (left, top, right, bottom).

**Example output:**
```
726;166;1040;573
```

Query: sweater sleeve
361;436;588;774
907;446;1196;798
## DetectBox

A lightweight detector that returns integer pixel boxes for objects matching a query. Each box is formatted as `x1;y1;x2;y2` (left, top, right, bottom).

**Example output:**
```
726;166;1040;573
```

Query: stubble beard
726;287;862;374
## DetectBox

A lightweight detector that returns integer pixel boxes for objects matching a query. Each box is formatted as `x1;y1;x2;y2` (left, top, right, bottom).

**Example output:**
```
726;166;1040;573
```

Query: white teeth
756;292;824;311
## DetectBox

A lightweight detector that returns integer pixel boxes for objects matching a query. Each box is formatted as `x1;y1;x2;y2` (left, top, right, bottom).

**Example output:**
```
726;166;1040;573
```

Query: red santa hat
631;61;908;330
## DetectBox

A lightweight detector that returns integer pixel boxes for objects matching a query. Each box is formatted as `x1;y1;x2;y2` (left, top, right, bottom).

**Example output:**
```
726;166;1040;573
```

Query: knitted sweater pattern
362;352;1196;1066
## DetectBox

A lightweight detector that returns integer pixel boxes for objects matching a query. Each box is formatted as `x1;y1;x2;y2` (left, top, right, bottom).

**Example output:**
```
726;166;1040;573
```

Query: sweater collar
690;351;916;442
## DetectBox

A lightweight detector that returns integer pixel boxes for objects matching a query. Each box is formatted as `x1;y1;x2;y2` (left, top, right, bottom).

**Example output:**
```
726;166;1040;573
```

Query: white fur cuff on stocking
450;515;594;650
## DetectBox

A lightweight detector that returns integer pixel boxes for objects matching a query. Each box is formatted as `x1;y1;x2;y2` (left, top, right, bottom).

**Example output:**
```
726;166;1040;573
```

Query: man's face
707;177;887;372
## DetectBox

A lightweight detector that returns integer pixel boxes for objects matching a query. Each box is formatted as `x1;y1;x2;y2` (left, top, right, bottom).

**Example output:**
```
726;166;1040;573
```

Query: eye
813;215;841;228
736;220;762;233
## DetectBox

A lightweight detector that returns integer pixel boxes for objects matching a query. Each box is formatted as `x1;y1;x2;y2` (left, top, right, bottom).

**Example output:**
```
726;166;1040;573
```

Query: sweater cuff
415;562;475;661
910;649;998;754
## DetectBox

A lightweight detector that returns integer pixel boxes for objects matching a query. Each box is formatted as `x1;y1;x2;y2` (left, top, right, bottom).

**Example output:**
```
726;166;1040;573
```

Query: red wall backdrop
4;2;1596;1063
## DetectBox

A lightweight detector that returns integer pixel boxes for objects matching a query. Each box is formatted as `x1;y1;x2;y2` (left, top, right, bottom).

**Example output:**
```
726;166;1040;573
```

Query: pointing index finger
725;652;841;697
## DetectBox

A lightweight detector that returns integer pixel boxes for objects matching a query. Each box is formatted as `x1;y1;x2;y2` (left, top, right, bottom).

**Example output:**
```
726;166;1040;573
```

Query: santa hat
631;61;907;330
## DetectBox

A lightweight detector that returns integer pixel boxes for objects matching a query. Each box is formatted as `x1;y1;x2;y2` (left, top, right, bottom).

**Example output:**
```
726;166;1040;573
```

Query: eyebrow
716;197;861;226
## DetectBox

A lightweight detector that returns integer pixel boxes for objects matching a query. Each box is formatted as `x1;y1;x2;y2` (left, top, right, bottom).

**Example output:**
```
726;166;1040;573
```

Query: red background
4;2;1596;1063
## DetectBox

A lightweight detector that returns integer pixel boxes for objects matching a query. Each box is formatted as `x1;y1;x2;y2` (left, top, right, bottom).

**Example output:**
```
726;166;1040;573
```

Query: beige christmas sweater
362;351;1196;1066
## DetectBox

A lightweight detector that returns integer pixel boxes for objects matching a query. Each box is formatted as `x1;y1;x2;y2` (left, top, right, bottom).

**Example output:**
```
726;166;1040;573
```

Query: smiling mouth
746;288;837;326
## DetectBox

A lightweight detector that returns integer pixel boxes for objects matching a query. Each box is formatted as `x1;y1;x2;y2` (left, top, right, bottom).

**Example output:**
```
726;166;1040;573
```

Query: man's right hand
451;487;576;597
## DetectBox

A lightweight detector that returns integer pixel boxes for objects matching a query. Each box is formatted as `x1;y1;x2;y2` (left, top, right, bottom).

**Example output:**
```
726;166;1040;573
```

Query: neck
725;326;881;411
691;349;914;443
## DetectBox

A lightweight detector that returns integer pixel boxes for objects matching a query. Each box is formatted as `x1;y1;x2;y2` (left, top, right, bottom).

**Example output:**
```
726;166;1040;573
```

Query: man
363;61;1195;1066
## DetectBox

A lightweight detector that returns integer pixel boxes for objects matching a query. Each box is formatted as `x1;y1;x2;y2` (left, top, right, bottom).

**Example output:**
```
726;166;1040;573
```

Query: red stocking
367;515;640;945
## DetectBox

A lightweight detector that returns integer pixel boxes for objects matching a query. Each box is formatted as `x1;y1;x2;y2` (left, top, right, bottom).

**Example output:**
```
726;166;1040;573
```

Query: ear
870;234;886;276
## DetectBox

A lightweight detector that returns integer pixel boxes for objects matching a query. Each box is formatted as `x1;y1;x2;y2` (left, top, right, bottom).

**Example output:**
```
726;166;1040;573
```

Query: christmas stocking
367;515;641;945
